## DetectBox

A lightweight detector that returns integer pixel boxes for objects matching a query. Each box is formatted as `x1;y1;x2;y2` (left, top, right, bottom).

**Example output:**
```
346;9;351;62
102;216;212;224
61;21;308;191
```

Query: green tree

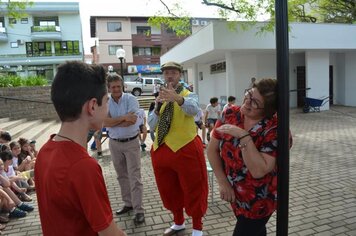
149;0;349;36
0;0;32;20
312;0;356;23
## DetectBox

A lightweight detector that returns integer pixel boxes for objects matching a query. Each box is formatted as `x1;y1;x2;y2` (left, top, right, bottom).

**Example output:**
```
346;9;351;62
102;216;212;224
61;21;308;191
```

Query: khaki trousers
109;137;144;214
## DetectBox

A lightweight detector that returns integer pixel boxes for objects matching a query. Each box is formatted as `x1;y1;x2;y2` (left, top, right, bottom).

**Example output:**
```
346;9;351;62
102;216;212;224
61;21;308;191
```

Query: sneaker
97;151;103;158
9;208;27;218
18;203;34;212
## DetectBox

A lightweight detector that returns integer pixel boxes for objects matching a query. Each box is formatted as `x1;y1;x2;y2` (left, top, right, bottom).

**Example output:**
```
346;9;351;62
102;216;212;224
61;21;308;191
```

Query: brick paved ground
3;106;356;235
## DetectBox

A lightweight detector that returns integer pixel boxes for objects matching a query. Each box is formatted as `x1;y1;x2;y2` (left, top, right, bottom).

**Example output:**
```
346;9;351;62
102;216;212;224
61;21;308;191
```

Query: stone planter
0;86;58;121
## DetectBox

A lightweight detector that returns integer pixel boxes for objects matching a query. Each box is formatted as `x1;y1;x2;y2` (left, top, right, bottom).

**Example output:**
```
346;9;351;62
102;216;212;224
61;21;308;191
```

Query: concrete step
0;117;9;123
1;119;27;131
19;120;58;142
7;119;43;140
138;97;155;110
35;122;61;148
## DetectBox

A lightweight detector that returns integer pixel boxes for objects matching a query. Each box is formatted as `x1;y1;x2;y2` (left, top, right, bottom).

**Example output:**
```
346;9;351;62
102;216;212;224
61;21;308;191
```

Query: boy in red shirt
35;61;126;236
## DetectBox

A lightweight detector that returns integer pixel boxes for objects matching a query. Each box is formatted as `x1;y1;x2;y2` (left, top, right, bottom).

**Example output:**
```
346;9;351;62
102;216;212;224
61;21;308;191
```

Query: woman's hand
216;124;246;138
218;180;236;203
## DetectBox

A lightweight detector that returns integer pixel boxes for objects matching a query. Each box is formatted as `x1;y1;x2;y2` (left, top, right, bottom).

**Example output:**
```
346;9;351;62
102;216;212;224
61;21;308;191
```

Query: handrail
0;95;52;104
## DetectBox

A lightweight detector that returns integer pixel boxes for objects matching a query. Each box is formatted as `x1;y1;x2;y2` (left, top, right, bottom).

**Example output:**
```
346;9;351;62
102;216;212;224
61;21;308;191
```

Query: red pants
151;136;208;230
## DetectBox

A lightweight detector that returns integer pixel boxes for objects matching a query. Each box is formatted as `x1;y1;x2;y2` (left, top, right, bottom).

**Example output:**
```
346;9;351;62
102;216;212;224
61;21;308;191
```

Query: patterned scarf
157;85;184;146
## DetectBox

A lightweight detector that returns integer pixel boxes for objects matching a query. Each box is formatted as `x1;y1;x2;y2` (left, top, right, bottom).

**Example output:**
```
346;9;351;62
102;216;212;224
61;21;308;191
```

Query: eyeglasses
244;89;264;109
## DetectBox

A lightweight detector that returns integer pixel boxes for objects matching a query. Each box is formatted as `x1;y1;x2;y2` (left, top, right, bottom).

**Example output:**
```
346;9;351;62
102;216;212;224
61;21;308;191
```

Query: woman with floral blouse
207;78;292;236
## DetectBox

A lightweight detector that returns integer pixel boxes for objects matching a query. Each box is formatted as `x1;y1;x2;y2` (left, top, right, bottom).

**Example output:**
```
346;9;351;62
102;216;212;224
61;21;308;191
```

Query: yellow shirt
153;89;197;152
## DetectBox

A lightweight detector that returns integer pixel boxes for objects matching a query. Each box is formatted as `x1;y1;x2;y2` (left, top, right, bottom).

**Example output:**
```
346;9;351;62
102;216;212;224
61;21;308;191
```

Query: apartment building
89;16;217;77
0;2;83;81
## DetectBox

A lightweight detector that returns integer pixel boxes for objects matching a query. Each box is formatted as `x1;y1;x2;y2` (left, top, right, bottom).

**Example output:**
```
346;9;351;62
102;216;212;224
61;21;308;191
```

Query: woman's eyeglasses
244;89;264;109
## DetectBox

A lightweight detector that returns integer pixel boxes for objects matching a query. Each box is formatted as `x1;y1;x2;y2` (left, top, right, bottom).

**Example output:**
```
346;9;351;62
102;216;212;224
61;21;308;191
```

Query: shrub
0;75;48;87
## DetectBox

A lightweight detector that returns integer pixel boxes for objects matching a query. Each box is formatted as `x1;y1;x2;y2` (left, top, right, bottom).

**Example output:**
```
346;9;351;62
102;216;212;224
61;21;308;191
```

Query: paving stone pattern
3;106;356;236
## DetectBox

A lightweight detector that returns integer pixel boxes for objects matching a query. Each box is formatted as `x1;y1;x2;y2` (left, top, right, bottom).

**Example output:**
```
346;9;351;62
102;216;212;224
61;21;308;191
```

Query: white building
161;22;356;109
0;2;83;81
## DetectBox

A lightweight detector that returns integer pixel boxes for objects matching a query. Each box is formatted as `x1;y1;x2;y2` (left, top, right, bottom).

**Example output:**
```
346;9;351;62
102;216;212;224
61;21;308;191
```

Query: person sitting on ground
204;97;221;142
0;153;34;218
35;61;126;236
29;140;38;158
18;138;36;162
0;132;11;144
223;96;237;111
10;141;35;190
194;108;207;148
0;152;32;202
10;141;34;172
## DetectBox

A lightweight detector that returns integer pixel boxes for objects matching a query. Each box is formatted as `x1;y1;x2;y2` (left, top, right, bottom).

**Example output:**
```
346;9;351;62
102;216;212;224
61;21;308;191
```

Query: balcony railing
0;52;82;59
31;25;61;32
31;26;62;40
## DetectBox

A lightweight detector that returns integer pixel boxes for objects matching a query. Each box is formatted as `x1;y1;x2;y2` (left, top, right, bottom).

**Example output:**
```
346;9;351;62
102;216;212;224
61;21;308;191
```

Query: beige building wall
96;17;133;63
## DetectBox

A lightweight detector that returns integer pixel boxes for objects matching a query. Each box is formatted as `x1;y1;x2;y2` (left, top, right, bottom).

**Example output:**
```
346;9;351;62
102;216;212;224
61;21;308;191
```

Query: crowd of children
0;131;36;234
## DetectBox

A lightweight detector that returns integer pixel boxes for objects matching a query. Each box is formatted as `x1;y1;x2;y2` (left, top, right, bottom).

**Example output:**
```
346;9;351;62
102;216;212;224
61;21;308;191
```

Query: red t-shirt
213;106;284;219
35;135;113;236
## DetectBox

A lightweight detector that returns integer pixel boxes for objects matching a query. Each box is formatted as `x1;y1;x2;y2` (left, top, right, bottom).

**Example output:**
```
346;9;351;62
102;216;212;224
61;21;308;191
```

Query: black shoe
133;213;145;224
115;206;133;215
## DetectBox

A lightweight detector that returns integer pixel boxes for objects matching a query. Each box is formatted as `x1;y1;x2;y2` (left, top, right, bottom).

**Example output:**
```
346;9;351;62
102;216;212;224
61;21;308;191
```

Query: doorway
296;66;306;107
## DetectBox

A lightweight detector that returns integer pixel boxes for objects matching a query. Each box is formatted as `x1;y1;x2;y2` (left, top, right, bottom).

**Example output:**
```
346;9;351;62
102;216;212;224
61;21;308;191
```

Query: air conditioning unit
191;19;199;26
200;20;208;26
17;39;25;45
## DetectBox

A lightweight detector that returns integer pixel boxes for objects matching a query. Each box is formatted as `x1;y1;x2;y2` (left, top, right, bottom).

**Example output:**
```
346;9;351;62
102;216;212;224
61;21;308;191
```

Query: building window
54;41;80;55
9;18;16;24
10;42;18;48
26;41;52;57
137;26;151;35
21;18;28;24
107;22;122;32
132;46;161;56
210;61;226;74
108;45;122;55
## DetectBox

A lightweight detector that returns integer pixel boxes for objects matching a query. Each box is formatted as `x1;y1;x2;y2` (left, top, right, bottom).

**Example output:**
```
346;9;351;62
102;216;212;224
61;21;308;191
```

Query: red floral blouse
212;106;288;219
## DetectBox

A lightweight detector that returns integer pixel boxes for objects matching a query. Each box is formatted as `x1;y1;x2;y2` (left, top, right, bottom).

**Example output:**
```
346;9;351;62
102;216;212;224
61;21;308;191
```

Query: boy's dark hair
210;97;218;104
228;96;236;102
0;151;13;162
0;131;11;142
51;61;107;122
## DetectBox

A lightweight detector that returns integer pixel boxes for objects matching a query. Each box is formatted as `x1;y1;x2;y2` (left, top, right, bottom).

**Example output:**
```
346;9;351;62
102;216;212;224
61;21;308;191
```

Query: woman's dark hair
18;137;29;148
253;78;277;118
51;61;107;122
0;151;13;162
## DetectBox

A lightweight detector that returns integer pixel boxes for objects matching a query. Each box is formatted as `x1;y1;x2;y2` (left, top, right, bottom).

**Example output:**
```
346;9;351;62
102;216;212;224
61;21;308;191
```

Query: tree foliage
312;0;356;23
0;0;32;20
148;0;355;36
